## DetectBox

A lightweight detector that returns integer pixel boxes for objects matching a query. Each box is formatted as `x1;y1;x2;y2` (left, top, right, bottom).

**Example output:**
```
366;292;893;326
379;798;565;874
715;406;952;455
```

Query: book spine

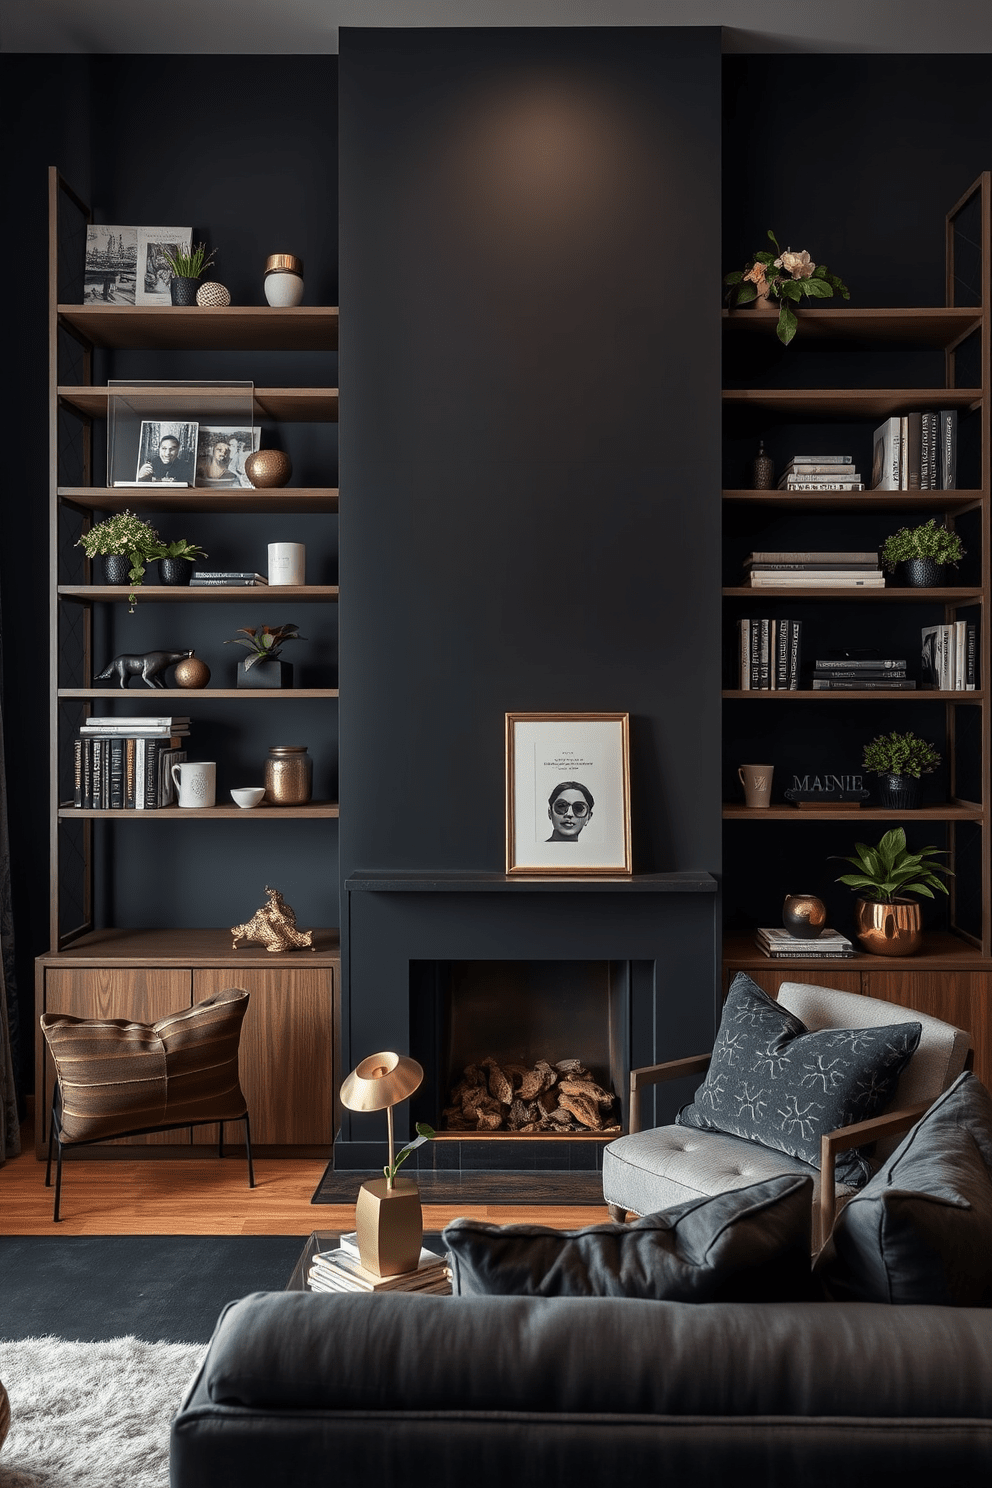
921;626;939;688
749;552;879;563
812;670;908;680
81;738;93;809
967;624;977;689
781;482;865;491
134;738;146;809
124;737;136;809
188;578;263;586
813;659;907;670
108;738;125;809
940;409;958;490
739;619;750;690
91;738;103;809
955;620;967;691
746;562;879;572
776;616;789;689
73;738;83;808
758;618;771;690
811;680;917;690
871;417;901;491
942;624;954;691
750;619;761;690
905;411;922;490
899;415;909;489
144;740;162;809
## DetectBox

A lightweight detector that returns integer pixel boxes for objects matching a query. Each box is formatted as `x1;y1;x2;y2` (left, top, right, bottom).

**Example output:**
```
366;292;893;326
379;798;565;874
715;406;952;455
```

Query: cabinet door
43;968;192;1146
192;967;334;1145
860;969;990;1090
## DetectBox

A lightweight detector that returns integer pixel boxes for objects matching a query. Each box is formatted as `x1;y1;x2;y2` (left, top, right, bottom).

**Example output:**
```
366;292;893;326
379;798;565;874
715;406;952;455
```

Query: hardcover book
871;416;902;490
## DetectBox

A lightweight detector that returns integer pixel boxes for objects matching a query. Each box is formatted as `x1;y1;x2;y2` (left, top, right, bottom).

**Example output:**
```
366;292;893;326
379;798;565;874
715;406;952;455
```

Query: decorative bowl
230;787;265;809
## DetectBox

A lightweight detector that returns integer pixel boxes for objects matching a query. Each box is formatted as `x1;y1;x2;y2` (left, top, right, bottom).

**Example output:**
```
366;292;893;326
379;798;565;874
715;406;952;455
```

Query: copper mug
738;764;773;808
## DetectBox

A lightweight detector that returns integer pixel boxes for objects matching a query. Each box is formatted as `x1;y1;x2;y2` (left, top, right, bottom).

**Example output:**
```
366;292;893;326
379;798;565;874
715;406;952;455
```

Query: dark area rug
311;1167;607;1205
0;1234;307;1343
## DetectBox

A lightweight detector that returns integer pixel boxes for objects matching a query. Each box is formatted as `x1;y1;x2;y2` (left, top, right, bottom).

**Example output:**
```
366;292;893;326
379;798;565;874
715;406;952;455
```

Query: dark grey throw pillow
677;972;922;1185
443;1174;815;1302
814;1071;992;1305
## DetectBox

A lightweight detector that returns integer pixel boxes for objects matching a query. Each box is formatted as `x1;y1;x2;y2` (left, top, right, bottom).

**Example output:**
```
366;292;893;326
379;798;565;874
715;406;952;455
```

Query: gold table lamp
340;1051;425;1277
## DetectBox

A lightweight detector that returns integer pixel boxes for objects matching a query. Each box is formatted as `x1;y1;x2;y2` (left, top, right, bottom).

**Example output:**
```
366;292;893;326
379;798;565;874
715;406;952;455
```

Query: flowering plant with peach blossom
724;230;850;344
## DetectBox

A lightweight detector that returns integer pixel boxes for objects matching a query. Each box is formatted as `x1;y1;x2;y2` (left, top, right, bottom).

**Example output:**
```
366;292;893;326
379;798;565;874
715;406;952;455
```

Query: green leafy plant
76;510;161;607
724;231;850;345
150;537;208;561
384;1121;435;1188
861;731;941;779
880;519;964;573
224;622;307;671
162;241;217;280
832;827;952;904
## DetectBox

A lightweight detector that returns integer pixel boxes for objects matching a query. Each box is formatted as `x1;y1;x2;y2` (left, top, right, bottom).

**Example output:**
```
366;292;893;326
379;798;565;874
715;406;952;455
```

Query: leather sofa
170;1287;992;1488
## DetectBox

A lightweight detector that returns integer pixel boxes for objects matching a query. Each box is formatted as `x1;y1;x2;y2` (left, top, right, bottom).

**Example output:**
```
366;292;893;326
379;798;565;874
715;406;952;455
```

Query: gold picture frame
505;712;631;876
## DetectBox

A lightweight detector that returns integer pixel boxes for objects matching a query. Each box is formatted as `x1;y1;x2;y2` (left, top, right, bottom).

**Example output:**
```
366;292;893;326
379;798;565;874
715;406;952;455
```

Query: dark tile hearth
311;1167;608;1205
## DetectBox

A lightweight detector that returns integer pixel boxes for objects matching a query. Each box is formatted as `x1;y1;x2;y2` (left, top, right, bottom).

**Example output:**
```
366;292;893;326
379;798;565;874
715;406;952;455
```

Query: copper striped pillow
41;987;250;1143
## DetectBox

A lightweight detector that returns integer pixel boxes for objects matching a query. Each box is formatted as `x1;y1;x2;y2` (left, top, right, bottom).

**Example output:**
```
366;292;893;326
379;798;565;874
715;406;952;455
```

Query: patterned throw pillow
677;973;922;1185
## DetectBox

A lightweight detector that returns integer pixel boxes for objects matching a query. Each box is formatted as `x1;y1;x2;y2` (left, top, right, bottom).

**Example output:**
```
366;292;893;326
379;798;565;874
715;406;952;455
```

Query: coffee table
285;1230;448;1291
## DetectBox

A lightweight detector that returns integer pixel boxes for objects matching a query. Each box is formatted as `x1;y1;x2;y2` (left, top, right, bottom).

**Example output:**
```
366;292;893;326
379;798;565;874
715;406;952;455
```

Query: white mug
268;542;306;586
171;760;216;808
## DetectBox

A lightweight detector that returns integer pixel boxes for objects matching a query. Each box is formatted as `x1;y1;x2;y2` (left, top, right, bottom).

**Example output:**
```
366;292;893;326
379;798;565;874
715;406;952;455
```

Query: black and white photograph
84;225;138;304
135;421;198;484
195;426;261;488
135;226;192;305
505;713;631;875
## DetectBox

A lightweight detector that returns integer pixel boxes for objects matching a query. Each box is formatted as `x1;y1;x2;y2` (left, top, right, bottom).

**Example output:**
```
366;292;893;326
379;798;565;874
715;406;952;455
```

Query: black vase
103;553;130;584
158;556;193;585
876;773;922;810
901;558;946;588
170;276;199;306
237;658;292;689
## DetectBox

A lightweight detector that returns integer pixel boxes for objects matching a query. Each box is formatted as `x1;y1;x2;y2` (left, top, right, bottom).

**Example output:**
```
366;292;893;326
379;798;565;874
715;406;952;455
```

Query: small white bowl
231;787;265;809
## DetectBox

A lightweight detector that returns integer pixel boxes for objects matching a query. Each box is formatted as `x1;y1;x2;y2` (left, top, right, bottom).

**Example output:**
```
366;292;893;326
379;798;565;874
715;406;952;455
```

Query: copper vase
854;897;922;957
264;745;312;804
354;1176;422;1277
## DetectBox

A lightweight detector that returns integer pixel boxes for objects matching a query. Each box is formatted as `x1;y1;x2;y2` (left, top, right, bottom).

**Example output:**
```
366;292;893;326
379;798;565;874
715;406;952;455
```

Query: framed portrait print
505;712;631;876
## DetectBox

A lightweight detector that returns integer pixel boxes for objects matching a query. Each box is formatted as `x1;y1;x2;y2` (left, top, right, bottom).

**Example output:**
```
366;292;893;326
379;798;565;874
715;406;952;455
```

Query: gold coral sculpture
231;885;314;953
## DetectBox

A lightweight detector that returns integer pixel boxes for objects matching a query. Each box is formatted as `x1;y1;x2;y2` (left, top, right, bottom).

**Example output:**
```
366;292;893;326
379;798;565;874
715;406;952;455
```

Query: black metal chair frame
45;1088;256;1222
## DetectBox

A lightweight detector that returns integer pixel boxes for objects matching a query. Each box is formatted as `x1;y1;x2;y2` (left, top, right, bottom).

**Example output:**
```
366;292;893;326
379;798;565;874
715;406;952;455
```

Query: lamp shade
340;1051;423;1113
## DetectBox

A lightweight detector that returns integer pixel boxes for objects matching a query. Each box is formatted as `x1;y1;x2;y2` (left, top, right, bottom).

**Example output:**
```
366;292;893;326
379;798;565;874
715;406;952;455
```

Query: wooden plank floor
0;1107;611;1236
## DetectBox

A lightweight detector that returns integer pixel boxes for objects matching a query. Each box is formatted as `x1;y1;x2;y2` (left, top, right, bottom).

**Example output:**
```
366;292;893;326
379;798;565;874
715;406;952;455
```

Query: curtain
0;672;21;1164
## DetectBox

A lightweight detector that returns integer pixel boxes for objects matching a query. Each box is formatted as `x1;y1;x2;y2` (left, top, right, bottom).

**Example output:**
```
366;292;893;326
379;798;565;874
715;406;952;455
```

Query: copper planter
854;897;922;957
354;1176;423;1277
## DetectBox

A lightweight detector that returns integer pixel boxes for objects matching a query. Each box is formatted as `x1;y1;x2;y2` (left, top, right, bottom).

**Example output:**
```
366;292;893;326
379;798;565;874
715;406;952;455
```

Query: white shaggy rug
0;1336;205;1488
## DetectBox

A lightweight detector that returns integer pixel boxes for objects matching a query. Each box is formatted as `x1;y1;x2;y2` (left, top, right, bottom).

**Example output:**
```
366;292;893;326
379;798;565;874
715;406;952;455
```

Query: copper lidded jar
263;253;304;307
264;745;312;806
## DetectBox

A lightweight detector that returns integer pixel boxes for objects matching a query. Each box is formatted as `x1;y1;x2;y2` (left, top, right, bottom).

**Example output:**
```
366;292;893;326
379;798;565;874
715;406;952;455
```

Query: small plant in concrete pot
225;622;306;688
831;827;952;956
861;730;941;810
151;536;208;586
76;510;161;610
880;519;964;588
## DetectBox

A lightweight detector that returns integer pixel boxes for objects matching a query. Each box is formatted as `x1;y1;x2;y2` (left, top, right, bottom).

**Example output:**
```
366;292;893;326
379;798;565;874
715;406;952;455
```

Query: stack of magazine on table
754;926;855;960
74;717;189;809
776;454;863;491
308;1232;452;1295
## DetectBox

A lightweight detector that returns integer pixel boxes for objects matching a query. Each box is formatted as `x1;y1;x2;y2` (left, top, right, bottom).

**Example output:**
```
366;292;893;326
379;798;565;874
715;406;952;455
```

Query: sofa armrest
818;1099;931;1238
629;1054;711;1134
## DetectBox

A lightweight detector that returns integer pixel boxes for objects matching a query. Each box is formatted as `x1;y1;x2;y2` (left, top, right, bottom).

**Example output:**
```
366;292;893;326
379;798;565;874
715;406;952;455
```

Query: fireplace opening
409;959;631;1138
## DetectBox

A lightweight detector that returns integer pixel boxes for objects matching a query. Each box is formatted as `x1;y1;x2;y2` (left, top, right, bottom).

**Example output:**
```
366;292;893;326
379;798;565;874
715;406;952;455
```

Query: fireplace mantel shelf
346;870;717;893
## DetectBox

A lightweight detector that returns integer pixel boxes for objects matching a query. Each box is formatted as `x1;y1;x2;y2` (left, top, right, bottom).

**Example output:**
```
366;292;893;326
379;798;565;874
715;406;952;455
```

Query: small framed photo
135;421;199;484
505;712;631;876
84;225;138;304
195;426;261;488
135;226;192;305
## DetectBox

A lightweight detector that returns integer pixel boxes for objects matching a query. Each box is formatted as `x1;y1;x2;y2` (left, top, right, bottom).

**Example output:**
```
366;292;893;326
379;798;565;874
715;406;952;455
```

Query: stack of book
737;618;802;690
811;658;915;691
189;570;268;587
872;412;957;491
777;455;863;491
921;622;977;690
755;926;856;960
745;551;884;589
73;717;189;809
308;1234;451;1295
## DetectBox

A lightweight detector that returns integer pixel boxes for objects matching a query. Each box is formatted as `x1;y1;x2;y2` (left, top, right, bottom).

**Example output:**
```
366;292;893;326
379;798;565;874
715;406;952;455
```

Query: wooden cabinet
35;929;339;1157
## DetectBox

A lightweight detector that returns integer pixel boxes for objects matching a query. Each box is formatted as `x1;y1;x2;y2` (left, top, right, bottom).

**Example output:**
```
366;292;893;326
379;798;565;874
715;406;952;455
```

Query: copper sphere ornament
782;893;827;939
196;281;231;307
245;449;292;489
172;654;211;689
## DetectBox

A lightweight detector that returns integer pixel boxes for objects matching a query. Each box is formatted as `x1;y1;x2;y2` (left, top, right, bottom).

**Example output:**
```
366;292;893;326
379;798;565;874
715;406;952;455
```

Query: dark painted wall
338;27;724;884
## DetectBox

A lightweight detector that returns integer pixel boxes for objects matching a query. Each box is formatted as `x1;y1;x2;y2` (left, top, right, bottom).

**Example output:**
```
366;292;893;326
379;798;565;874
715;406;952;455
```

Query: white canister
171;760;216;808
264;253;304;307
268;542;306;586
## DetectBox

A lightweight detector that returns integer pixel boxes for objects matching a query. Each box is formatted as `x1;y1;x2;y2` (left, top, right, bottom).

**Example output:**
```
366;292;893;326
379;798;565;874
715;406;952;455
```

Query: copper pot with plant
831;827;953;956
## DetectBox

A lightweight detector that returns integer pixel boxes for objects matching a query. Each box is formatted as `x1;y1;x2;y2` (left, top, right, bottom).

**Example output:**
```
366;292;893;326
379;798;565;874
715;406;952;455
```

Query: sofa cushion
814;1071;992;1305
677;972;921;1185
443;1173;814;1301
41;988;250;1143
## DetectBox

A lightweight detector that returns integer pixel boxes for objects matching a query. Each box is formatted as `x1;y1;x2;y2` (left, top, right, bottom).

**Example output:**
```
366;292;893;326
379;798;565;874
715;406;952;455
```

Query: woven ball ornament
196;281;231;308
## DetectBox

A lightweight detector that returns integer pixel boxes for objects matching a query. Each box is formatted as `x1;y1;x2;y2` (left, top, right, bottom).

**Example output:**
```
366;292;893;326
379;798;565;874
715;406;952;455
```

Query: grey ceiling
4;0;992;55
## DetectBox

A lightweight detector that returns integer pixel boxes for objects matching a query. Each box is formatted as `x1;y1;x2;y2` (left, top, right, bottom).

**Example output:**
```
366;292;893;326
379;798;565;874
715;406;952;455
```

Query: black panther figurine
94;649;194;688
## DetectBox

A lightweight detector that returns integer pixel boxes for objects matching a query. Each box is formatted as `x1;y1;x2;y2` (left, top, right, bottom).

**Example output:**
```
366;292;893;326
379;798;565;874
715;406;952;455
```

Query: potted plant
831;827;952;956
224;622;306;688
76;510;161;610
150;536;208;587
880;518;965;588
724;231;850;345
861;731;941;810
162;241;218;305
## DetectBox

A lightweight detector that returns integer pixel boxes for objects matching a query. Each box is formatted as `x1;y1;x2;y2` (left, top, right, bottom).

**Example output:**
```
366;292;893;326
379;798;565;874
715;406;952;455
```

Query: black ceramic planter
237;658;292;689
901;558;946;588
103;553;130;584
876;773;922;809
158;557;194;585
170;276;199;306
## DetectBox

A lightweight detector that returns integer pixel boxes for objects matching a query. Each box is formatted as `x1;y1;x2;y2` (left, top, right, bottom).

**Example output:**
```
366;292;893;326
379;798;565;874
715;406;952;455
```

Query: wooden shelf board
723;928;988;971
58;584;339;602
58;304;339;352
723;587;982;602
723;803;983;821
723;689;985;701
723;388;982;418
39;924;341;966
723;307;982;345
58;688;339;700
59;486;339;514
58;802;340;819
723;488;983;512
58;386;338;422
